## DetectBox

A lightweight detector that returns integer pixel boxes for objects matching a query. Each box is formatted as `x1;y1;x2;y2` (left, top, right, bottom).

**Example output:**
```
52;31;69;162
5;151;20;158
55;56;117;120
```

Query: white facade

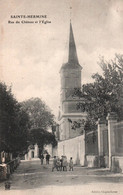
58;135;85;166
25;144;39;160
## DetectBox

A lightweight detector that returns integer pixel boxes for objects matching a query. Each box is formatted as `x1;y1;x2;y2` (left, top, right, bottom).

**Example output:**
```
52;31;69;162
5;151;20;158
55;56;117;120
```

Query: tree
21;98;54;130
0;82;29;156
74;54;123;131
20;98;57;152
11;107;30;157
28;128;57;153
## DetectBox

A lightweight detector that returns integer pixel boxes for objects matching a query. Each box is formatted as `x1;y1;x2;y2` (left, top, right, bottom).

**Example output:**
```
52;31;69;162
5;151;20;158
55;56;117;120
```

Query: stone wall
112;156;123;173
44;144;58;157
57;135;85;166
97;114;123;171
59;113;87;141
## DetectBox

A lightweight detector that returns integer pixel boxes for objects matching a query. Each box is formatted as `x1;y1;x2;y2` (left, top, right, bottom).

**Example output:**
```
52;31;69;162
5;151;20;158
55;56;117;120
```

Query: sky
0;0;123;117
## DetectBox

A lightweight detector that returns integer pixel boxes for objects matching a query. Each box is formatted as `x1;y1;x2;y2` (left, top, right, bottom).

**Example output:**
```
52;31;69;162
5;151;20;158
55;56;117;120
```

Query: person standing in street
46;153;50;164
60;156;63;171
56;158;61;171
52;156;57;172
62;156;68;171
69;157;73;171
40;153;44;165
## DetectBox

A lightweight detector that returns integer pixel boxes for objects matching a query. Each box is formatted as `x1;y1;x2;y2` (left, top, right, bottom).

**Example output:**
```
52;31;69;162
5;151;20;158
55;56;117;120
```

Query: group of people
40;153;50;165
39;152;74;172
52;156;73;172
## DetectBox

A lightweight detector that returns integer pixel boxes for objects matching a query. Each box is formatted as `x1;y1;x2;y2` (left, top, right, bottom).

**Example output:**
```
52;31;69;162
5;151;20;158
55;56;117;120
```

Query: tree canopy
20;98;57;150
28;128;57;152
74;54;123;131
21;98;54;130
0;84;57;157
0;82;29;156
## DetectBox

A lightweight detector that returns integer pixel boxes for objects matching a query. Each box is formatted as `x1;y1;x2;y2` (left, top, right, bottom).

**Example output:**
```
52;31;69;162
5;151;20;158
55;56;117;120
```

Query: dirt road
0;159;123;195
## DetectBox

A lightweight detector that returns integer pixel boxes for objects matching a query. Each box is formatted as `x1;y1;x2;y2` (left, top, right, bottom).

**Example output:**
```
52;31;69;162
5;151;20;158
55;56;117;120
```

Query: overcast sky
0;0;123;117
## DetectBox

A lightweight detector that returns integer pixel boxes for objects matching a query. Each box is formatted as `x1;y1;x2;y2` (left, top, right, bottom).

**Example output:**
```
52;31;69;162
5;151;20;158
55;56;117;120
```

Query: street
0;159;123;195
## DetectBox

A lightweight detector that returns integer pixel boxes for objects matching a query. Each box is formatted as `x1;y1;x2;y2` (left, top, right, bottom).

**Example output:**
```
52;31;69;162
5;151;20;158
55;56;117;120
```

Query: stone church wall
57;135;85;166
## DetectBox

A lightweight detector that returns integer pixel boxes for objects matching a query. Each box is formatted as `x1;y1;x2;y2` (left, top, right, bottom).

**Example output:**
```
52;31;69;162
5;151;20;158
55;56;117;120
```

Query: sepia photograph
0;0;123;194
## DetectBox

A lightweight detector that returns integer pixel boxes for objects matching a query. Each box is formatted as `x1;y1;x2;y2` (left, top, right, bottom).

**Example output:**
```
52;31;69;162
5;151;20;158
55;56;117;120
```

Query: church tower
58;22;87;141
60;22;82;105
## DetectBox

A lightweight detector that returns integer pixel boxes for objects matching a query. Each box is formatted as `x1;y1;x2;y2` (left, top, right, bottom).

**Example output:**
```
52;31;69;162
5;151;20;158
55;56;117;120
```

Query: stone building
25;144;39;160
56;22;123;171
57;22;87;165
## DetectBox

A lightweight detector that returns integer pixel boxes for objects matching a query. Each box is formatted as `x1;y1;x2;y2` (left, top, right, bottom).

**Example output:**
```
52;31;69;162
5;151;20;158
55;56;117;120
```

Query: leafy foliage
0;84;56;156
21;98;54;130
28;128;57;152
0;82;29;155
20;98;57;150
75;54;123;131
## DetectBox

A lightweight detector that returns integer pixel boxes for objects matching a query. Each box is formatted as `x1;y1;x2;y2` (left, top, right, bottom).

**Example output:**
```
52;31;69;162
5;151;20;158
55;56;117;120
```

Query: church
23;21;123;172
57;22;87;165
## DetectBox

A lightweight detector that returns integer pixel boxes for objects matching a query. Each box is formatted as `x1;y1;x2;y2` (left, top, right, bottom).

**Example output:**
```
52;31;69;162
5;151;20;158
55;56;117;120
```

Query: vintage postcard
0;0;123;195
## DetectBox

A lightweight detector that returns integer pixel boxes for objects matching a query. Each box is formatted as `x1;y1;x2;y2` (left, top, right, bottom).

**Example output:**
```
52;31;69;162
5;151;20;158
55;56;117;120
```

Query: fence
111;121;123;172
84;115;123;169
0;157;20;180
85;130;98;167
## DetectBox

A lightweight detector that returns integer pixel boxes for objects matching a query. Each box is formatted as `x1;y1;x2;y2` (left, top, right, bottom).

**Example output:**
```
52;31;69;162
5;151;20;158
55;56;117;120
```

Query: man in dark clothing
40;154;44;165
60;156;63;171
46;153;50;164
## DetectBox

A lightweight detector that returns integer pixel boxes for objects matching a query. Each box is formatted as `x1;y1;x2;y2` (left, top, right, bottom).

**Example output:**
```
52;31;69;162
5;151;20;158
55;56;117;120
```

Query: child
63;156;68;171
69;157;73;171
52;156;57;172
56;158;61;171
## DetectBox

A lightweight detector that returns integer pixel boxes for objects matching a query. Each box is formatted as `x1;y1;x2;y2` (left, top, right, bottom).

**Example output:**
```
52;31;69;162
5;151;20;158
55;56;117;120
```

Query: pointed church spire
68;22;79;64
